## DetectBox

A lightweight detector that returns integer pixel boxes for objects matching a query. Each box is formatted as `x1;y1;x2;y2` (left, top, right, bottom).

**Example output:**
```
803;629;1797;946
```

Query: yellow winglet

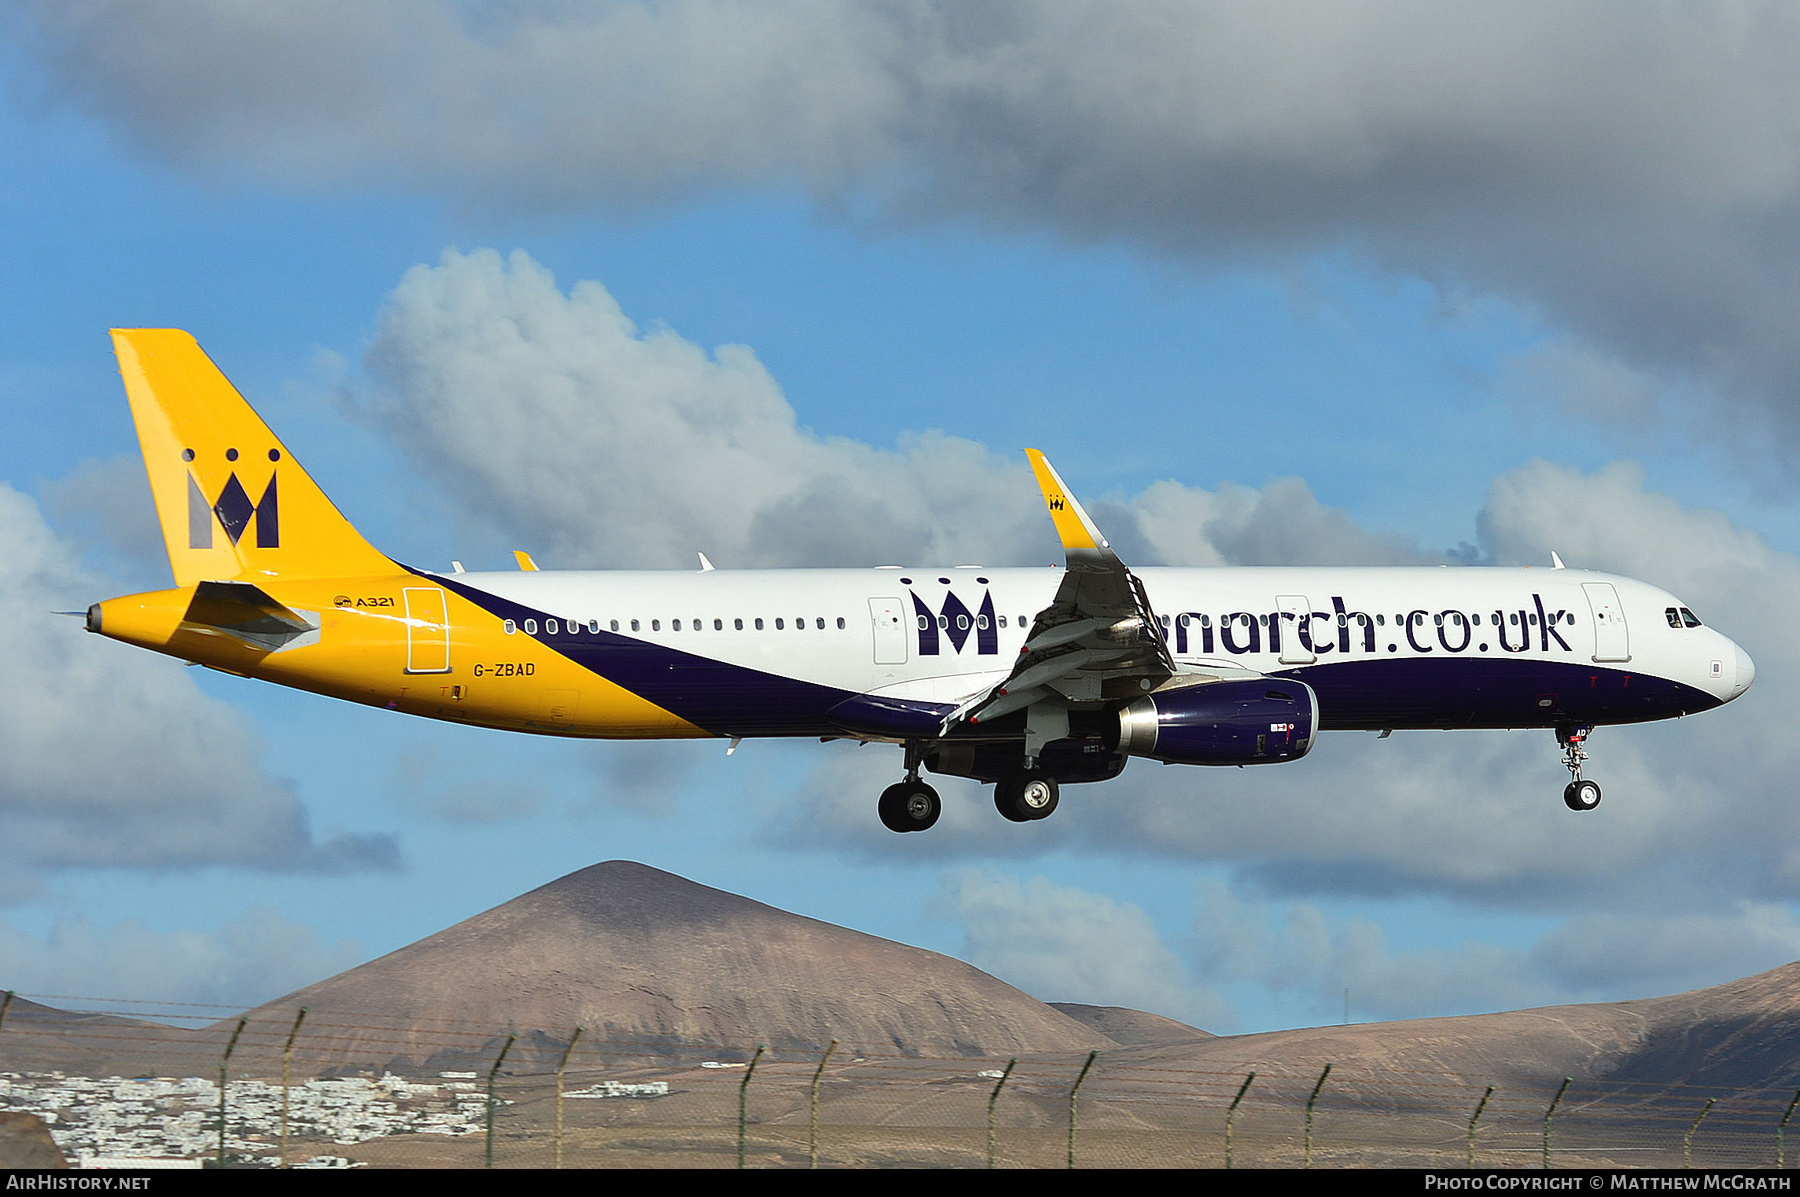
514;550;541;571
1025;449;1109;553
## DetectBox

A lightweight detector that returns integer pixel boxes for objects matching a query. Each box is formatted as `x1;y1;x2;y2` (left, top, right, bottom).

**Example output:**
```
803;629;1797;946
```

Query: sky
4;1;1800;1037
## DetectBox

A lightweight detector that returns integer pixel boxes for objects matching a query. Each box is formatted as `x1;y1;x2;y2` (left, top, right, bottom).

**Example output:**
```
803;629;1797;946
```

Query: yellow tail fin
111;329;396;585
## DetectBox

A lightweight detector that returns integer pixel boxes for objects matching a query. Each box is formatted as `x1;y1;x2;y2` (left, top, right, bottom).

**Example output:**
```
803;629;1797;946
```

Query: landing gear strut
994;770;1059;822
879;741;941;833
1557;724;1601;812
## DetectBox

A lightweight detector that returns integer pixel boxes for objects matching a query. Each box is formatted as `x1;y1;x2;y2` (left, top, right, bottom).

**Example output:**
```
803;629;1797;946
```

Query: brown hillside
229;861;1114;1070
1115;960;1800;1100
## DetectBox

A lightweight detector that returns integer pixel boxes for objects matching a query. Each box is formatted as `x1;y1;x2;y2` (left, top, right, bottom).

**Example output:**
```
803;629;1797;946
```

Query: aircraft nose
1732;641;1756;699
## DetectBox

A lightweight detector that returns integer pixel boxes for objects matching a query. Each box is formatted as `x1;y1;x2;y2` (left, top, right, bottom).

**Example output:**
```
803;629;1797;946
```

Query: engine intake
1118;678;1317;765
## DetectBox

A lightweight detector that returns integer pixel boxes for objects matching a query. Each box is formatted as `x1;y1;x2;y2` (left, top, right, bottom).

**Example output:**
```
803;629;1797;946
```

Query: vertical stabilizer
111;329;395;585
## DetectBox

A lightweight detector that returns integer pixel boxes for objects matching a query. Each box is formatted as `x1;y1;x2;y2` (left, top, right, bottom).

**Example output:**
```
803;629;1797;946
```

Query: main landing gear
1558;724;1601;812
994;770;1059;822
879;741;941;833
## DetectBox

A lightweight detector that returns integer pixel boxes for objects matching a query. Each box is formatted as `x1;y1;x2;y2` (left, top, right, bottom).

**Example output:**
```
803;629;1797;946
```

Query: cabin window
524;618;538;634
714;618;723;630
999;615;1008;628
816;617;825;629
503;619;516;635
693;617;702;630
735;618;744;630
651;619;661;631
755;618;764;630
610;620;620;632
546;618;560;634
836;617;845;629
938;615;949;629
630;619;640;631
775;618;784;630
672;619;681;631
956;614;969;631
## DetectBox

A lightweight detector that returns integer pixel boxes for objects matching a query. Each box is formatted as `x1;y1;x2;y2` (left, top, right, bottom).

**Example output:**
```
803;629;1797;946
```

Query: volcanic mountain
234;861;1114;1070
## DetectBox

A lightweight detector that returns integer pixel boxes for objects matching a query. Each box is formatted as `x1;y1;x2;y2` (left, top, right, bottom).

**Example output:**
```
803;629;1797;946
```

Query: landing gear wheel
994;772;1059;822
1556;725;1601;812
1563;779;1602;812
878;781;941;833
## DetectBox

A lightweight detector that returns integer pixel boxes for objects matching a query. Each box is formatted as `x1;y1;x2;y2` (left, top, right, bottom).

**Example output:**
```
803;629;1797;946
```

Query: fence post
554;1027;583;1170
279;1008;306;1169
1780;1088;1800;1168
1543;1077;1572;1169
1467;1085;1494;1167
738;1046;766;1169
809;1039;837;1169
1067;1050;1098;1169
1226;1071;1256;1169
1304;1062;1333;1169
485;1034;515;1169
987;1058;1017;1170
1679;1097;1716;1168
215;1017;245;1168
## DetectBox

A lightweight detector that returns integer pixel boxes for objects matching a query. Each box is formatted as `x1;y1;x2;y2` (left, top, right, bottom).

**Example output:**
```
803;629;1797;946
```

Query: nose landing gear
1558;725;1601;811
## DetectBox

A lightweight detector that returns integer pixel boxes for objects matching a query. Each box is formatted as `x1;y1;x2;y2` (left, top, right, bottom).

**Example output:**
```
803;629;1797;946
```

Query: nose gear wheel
1556;724;1601;812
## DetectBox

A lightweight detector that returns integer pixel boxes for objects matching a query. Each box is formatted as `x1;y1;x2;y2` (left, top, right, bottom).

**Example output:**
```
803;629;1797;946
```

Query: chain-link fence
2;991;1796;1168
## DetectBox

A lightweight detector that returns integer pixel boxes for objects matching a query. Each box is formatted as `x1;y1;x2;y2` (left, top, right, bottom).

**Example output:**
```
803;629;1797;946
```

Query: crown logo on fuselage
910;588;999;656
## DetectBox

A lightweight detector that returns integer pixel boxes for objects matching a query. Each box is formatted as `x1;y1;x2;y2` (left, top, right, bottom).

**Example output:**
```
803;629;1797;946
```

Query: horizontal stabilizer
181;580;317;652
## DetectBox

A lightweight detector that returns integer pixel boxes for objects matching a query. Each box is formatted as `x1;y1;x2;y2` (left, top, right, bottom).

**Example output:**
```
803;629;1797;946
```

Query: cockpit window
1680;607;1702;628
1666;607;1682;628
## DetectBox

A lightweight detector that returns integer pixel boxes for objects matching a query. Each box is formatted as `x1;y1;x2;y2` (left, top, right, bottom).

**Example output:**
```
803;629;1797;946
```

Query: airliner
86;330;1755;832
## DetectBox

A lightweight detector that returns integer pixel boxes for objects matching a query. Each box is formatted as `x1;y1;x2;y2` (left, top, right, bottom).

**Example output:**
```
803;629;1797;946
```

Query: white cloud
943;870;1226;1027
1192;883;1800;1022
0;480;397;893
359;248;1047;570
0;909;363;1012
23;2;1800;446
357;247;1438;574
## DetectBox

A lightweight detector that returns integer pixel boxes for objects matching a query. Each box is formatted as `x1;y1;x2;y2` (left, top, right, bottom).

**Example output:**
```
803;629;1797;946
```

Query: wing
943;450;1176;737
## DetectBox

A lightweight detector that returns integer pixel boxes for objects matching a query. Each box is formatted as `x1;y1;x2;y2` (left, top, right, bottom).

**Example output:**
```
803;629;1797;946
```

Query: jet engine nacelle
1117;678;1317;766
